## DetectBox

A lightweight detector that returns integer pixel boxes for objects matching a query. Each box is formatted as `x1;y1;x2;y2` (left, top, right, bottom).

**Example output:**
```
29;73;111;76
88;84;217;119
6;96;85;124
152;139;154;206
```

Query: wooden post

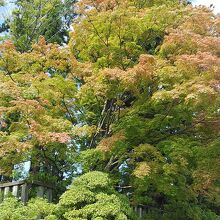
12;185;19;197
36;186;44;198
21;183;29;204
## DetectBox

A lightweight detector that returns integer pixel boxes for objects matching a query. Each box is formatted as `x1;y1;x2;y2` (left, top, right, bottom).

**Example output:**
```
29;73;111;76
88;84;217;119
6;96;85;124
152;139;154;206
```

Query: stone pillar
21;183;29;204
4;187;10;197
46;188;52;202
36;186;44;198
134;206;138;213
0;188;4;202
139;207;143;218
12;185;19;197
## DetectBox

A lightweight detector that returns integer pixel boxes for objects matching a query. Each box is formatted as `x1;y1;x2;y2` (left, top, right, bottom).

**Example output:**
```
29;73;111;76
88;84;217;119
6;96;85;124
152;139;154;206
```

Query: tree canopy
0;0;219;219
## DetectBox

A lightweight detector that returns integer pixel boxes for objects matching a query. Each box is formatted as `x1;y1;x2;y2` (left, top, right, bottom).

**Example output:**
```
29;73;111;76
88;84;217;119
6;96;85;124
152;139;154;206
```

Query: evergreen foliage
0;172;133;220
1;0;77;51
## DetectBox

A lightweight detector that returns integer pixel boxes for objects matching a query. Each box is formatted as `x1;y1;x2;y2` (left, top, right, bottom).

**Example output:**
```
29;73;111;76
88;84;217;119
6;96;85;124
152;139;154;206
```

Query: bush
0;172;134;220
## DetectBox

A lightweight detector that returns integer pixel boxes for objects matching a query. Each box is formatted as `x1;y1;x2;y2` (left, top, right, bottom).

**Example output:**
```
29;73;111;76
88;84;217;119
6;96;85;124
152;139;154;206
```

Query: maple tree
0;0;219;219
70;0;189;69
0;38;77;195
68;1;220;218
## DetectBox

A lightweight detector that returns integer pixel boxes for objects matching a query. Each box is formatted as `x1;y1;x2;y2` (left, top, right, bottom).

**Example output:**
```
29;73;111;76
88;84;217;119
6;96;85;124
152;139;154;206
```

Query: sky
193;0;220;13
0;1;13;24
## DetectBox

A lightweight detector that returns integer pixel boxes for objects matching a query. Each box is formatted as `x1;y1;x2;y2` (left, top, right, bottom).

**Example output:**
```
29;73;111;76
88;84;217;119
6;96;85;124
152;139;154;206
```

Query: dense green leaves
0;197;56;220
0;172;133;220
59;172;133;220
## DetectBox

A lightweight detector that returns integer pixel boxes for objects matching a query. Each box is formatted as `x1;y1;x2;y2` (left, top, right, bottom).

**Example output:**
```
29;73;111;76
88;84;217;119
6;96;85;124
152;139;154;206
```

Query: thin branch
87;14;108;47
62;94;75;124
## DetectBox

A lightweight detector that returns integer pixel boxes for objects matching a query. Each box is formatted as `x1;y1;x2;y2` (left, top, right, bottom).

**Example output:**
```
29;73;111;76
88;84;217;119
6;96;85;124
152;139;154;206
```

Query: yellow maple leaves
97;131;125;152
133;162;151;179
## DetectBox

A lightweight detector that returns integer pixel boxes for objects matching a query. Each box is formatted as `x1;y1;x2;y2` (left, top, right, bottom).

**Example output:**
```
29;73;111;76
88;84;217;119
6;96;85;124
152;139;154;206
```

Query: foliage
57;171;133;220
0;0;219;219
0;38;77;193
6;0;77;51
0;172;133;220
68;1;220;218
70;0;188;69
0;197;56;220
